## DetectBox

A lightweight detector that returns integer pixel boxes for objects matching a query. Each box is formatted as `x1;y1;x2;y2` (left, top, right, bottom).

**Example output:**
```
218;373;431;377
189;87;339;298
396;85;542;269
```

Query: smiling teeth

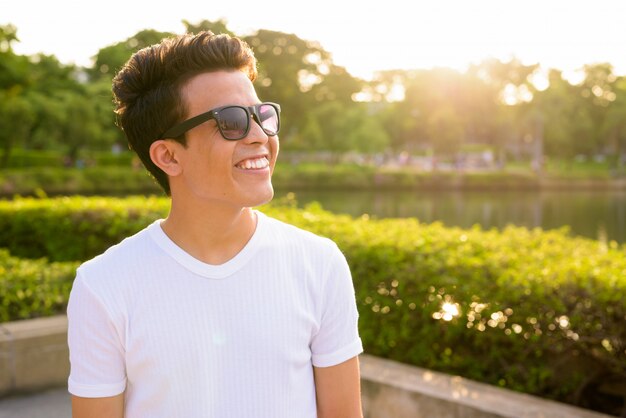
237;157;269;170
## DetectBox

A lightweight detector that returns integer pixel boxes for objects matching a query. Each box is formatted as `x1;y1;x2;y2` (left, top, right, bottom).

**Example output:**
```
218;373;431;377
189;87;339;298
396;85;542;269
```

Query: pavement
0;387;71;418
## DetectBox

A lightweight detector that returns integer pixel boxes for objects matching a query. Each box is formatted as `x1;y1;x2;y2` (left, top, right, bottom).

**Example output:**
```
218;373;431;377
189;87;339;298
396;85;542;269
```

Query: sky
4;0;626;81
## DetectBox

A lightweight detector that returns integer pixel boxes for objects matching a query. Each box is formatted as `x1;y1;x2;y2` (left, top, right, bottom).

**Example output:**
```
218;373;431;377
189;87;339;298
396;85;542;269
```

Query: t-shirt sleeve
67;272;127;397
310;244;363;367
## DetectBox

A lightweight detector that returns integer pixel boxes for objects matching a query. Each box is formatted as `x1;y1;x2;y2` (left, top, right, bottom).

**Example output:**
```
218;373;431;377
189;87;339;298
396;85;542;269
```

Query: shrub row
0;166;552;198
4;149;135;168
3;166;625;198
0;249;78;322
0;167;161;196
1;196;624;414
272;201;626;410
0;196;168;261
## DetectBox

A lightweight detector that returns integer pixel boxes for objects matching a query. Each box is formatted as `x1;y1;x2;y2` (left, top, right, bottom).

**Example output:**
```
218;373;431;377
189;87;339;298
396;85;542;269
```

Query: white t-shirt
67;211;363;418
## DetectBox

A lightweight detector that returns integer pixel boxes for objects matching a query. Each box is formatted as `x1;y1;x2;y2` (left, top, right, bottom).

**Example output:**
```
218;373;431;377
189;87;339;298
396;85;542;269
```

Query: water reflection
275;189;626;244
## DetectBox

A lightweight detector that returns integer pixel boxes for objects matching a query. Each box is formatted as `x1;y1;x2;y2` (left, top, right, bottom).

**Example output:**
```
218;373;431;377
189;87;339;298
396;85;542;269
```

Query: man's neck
160;199;257;265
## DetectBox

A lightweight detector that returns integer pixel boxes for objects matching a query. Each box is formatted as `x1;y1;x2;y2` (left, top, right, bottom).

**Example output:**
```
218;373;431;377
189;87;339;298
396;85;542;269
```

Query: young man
66;32;363;417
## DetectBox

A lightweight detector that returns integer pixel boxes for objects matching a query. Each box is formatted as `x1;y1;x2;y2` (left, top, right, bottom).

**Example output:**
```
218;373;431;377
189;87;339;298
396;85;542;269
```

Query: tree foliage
299;101;389;153
89;29;176;81
2;21;626;169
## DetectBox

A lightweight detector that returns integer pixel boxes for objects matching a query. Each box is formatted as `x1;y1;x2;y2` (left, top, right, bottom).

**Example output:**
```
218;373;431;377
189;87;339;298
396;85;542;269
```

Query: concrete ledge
359;354;614;418
0;316;68;395
0;315;616;417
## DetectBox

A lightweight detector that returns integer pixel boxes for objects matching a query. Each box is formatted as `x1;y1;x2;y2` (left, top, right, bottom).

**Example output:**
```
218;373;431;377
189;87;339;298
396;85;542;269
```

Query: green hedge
4;149;135;169
270;202;626;404
0;165;548;197
3;166;626;197
0;249;78;322
0;167;162;196
4;149;65;168
0;196;168;261
1;196;624;414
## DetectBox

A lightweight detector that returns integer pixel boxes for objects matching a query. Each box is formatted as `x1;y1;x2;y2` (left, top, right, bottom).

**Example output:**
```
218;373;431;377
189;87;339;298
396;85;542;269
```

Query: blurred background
2;0;626;242
3;2;626;415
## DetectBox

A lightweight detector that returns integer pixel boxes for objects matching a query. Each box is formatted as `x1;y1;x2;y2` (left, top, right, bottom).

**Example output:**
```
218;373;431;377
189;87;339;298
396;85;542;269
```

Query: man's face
169;70;279;209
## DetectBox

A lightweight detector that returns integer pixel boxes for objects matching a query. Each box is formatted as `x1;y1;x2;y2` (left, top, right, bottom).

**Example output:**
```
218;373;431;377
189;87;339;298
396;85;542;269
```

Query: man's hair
112;31;257;195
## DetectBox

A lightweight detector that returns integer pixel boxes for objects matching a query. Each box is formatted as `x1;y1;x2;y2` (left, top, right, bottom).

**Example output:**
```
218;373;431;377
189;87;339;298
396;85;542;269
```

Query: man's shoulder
258;212;347;268
77;220;159;281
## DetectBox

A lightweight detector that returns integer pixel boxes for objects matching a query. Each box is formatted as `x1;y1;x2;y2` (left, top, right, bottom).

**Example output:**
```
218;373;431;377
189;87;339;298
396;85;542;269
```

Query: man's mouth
235;156;270;170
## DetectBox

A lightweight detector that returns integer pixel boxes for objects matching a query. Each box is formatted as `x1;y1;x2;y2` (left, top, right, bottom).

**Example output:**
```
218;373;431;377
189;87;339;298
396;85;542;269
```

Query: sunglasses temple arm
161;111;213;139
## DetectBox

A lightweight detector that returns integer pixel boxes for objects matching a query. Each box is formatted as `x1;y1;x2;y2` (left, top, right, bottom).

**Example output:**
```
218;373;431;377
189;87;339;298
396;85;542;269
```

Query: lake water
275;189;626;244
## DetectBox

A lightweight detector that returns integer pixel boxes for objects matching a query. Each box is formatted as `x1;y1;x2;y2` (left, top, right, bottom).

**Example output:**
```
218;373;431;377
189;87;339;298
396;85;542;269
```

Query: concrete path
0;387;70;418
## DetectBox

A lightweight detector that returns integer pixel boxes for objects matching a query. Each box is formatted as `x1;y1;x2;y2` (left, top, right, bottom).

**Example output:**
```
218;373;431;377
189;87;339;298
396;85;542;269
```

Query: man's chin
248;187;274;208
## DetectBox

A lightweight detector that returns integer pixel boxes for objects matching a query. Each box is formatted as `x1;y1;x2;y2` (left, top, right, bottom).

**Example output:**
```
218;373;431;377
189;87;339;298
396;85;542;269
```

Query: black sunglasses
160;102;281;141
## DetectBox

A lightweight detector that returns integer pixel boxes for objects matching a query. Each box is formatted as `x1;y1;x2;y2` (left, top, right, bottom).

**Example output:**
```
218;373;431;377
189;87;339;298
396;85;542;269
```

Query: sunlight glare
562;69;586;85
528;68;550;91
500;84;534;105
433;302;461;321
6;0;626;83
387;83;406;102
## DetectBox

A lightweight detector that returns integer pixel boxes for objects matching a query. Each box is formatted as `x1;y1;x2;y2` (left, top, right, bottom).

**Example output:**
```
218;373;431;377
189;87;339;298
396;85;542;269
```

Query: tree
467;58;540;160
426;105;463;161
347;105;389;154
183;19;235;36
365;70;414;151
0;24;30;89
307;64;362;104
531;70;595;160
28;53;83;92
243;29;363;145
601;76;626;170
54;91;102;163
299;101;389;154
0;25;85;164
468;57;538;93
244;30;323;139
373;68;471;155
90;29;175;81
86;78;126;150
580;63;618;155
0;89;35;167
22;90;66;150
0;24;18;52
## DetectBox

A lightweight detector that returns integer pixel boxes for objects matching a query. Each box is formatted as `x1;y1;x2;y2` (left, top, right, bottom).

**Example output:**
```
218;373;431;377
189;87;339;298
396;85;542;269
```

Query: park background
1;1;626;416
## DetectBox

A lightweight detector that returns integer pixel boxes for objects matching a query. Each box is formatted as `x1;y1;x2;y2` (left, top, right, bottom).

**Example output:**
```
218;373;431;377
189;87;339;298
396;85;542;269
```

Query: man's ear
149;140;182;176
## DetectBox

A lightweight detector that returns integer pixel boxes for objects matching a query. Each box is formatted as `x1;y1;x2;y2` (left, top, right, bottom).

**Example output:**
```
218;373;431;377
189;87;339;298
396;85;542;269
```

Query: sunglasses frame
160;102;281;141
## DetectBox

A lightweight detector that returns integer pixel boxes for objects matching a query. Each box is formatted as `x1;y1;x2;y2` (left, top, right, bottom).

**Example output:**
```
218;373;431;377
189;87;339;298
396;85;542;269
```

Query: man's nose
242;116;270;144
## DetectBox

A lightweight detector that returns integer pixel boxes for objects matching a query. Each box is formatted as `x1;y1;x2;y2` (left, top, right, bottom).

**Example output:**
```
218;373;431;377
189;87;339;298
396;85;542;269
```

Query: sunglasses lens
258;104;279;135
218;107;249;139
